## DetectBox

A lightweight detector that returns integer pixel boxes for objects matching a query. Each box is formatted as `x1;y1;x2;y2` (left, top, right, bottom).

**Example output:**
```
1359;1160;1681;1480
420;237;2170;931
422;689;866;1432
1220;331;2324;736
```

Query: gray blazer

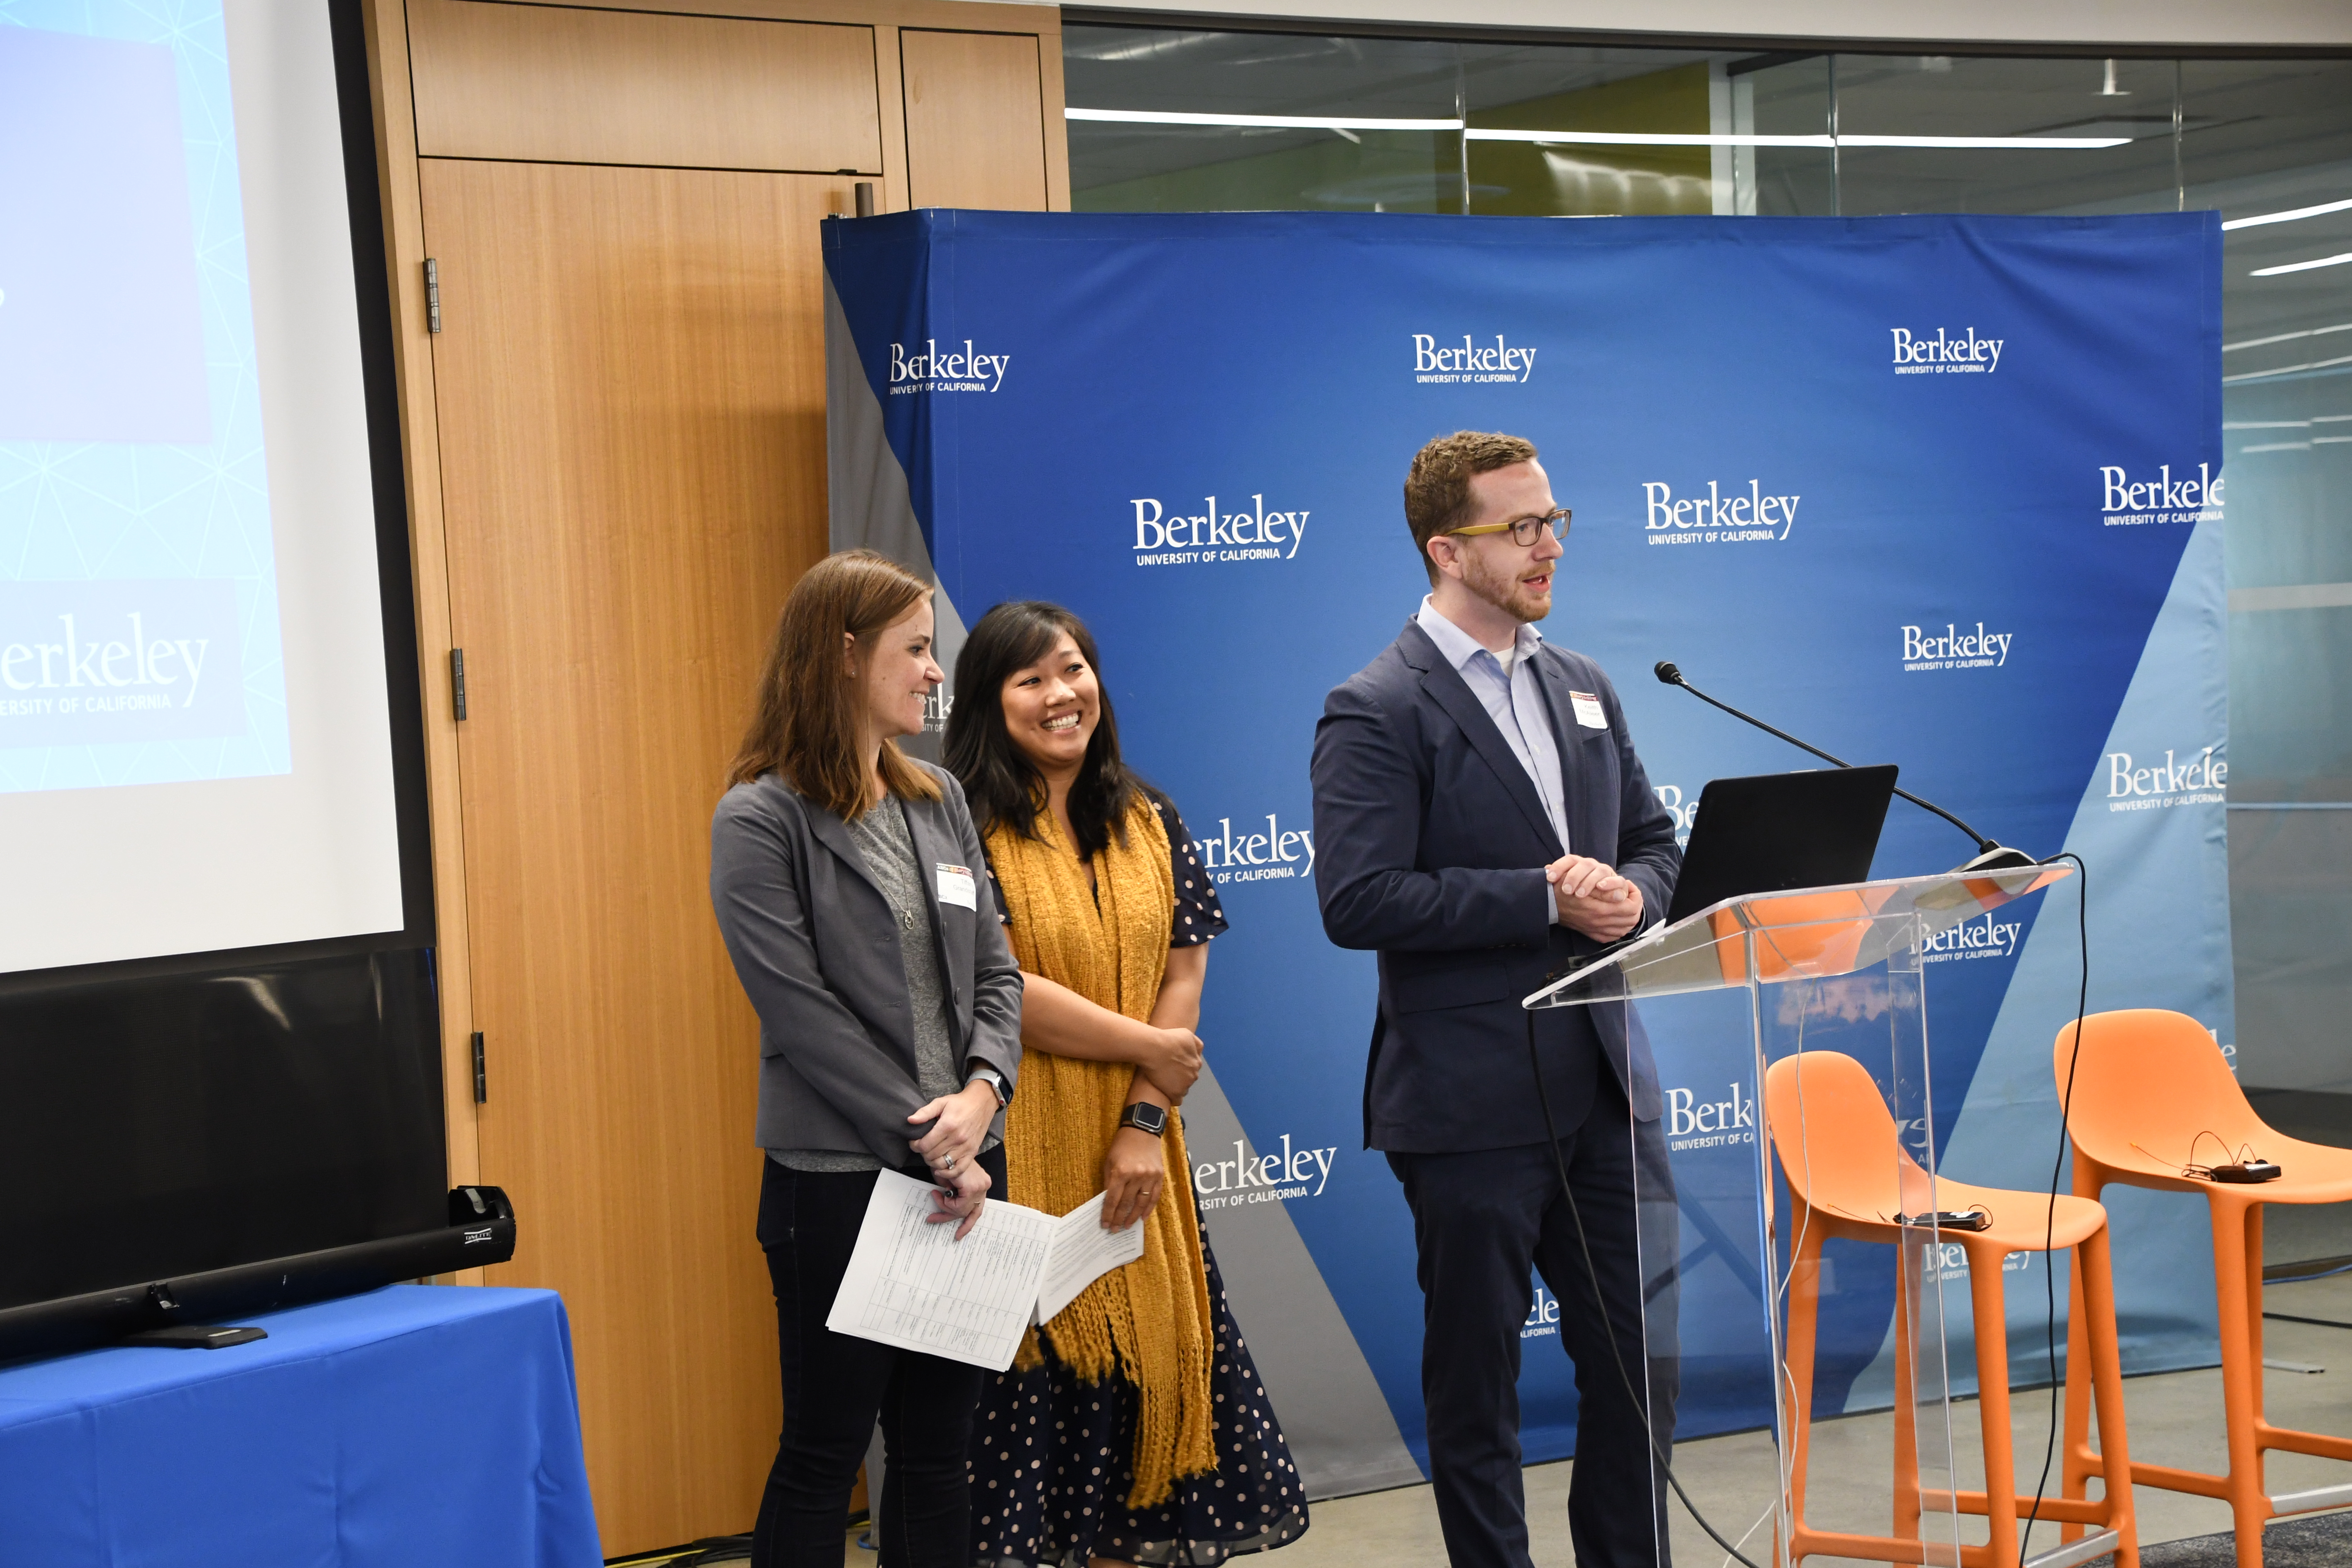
710;762;1022;1164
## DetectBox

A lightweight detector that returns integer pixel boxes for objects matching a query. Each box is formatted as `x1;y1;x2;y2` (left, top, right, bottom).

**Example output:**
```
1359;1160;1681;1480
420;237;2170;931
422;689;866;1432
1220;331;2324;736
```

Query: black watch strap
1116;1102;1168;1137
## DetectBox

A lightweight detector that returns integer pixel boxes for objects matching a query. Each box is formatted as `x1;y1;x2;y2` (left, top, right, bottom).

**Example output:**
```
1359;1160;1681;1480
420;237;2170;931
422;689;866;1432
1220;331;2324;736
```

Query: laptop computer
1661;765;1900;926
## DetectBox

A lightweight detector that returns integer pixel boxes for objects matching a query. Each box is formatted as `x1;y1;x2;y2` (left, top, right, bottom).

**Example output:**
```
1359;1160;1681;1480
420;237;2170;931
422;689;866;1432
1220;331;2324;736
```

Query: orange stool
2053;1010;2352;1568
1766;1050;2139;1568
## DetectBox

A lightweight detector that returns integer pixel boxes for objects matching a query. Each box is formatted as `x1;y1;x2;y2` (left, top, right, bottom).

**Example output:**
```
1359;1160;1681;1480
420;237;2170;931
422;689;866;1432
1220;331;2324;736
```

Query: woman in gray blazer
711;549;1024;1568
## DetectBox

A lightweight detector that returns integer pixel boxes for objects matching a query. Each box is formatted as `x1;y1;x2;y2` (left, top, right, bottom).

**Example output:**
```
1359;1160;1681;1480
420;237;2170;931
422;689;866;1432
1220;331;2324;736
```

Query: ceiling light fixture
1469;128;2128;149
1064;109;2129;149
2224;353;2352;383
2222;197;2352;231
1467;127;1830;147
1063;108;1460;131
2251;252;2352;277
1842;133;2131;148
2224;321;2352;352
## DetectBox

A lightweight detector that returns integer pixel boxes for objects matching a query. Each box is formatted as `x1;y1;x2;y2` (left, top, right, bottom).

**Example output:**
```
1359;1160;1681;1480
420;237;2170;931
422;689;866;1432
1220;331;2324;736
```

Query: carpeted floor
604;1510;2352;1566
2089;1508;2352;1566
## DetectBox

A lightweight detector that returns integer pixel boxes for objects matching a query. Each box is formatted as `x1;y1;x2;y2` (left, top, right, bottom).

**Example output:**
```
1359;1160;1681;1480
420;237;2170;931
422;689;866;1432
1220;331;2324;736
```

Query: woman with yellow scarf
945;601;1308;1568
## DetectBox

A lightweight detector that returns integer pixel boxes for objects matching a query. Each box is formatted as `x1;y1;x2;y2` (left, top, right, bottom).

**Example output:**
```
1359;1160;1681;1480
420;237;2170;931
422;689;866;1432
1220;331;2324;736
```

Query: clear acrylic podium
1525;863;2071;1568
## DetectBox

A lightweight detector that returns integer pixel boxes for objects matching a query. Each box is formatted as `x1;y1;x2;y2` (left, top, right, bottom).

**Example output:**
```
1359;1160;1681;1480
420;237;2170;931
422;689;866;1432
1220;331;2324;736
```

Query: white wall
1079;2;2352;50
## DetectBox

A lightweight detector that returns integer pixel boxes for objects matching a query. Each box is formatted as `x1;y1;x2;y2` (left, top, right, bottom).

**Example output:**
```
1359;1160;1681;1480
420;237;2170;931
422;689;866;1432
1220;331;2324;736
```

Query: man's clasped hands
1549;854;1644;942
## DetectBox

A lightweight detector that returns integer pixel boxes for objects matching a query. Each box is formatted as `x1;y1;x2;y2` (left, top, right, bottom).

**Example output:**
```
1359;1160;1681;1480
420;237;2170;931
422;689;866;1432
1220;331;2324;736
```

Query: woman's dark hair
944;601;1155;860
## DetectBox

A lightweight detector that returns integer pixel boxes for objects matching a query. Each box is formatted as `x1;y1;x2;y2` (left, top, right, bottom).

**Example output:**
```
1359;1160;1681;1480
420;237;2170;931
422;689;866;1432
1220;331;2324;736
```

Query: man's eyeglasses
1446;508;1570;547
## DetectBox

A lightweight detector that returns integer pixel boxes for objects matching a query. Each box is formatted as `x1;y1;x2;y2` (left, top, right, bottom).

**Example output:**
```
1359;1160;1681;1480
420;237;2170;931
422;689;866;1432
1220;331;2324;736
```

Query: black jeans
1386;1069;1680;1568
752;1147;1007;1568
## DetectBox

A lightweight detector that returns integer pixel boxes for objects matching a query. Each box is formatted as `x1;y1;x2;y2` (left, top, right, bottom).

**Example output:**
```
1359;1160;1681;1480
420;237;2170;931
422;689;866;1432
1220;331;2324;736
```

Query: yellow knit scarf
985;796;1217;1508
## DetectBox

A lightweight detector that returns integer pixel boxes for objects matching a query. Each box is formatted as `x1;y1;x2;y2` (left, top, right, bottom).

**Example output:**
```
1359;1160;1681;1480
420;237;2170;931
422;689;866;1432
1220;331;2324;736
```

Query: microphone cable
1525;1007;1766;1568
2018;850;2090;1567
1652;661;2034;872
1529;852;2081;1568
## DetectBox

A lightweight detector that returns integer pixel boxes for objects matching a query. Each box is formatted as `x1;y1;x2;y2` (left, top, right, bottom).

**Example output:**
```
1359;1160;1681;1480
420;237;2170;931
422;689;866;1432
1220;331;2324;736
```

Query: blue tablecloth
0;1284;601;1567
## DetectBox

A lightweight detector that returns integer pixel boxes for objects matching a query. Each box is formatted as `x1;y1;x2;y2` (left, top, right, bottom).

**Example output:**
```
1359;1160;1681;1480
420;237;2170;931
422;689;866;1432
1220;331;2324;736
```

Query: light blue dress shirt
1415;596;1573;858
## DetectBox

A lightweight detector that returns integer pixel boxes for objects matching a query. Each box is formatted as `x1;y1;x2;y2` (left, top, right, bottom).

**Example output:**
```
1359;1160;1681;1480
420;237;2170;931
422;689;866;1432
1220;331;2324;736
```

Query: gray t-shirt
772;797;980;1173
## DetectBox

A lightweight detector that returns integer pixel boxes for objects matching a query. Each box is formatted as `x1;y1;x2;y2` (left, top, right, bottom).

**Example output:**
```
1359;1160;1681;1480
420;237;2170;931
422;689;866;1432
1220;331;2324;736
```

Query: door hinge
449;647;467;720
471;1031;487;1103
424;257;442;333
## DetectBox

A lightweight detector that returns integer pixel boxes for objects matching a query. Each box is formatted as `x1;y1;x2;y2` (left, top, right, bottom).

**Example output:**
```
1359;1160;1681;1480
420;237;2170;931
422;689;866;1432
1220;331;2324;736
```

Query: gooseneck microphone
1654;661;2036;872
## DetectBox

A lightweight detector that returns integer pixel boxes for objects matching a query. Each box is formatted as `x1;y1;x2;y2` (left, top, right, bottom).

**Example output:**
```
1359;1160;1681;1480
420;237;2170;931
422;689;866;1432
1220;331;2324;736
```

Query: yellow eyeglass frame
1446;508;1571;547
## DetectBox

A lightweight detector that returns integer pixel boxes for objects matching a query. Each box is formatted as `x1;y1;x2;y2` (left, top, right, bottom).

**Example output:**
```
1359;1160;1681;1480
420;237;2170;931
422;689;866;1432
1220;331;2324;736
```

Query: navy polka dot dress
972;800;1310;1566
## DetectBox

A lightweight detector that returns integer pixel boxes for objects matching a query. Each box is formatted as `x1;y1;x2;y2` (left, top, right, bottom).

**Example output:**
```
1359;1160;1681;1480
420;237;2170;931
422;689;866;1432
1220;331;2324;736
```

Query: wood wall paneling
408;0;882;172
419;159;835;1552
376;0;1072;1546
901;29;1049;210
362;0;482;1252
874;23;912;212
1037;24;1072;211
486;0;1061;29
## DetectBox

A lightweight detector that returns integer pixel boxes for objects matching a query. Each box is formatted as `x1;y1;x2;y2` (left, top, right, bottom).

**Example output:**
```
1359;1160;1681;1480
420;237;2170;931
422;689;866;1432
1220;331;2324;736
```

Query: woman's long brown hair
727;549;942;819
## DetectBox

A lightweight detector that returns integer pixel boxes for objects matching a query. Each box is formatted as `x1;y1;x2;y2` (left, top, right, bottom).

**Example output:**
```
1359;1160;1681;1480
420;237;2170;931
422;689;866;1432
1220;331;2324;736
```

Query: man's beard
1462;544;1551;623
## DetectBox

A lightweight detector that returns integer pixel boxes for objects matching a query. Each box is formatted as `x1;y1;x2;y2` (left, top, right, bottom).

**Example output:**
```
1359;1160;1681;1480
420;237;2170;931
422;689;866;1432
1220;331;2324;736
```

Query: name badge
935;864;977;910
1569;690;1608;730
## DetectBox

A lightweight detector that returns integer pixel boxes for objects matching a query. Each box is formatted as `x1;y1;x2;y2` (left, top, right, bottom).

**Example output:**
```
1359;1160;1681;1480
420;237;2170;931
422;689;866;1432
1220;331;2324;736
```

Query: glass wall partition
1064;23;2352;1119
2180;66;2352;1151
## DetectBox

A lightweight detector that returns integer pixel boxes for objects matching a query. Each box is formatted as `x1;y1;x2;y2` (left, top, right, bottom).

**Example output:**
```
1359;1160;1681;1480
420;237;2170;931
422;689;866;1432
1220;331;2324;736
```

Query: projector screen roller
0;0;405;974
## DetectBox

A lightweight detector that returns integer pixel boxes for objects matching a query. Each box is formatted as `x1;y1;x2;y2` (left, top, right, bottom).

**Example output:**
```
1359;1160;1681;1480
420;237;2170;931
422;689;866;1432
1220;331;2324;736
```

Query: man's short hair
1404;431;1538;583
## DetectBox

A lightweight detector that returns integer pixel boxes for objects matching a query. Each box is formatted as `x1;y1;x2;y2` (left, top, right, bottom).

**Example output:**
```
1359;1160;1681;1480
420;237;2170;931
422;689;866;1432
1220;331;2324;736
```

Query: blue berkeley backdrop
823;210;2230;1496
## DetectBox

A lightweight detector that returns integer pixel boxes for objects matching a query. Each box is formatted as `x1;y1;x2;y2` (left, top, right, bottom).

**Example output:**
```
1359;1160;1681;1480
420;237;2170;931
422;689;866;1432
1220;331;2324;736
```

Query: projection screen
0;0;405;975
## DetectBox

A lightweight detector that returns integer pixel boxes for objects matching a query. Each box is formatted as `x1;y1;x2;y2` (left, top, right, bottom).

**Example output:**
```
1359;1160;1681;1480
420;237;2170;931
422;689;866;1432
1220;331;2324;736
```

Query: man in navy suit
1311;431;1683;1568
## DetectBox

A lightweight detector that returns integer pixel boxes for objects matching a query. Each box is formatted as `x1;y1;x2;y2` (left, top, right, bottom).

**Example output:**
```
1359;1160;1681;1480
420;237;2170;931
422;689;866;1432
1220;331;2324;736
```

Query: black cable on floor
1525;1009;1766;1568
2020;851;2089;1568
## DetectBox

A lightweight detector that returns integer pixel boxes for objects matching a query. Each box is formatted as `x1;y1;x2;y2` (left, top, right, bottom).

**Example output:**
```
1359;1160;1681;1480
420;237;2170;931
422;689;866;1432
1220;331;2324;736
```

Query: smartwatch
966;1064;1010;1109
1116;1102;1169;1137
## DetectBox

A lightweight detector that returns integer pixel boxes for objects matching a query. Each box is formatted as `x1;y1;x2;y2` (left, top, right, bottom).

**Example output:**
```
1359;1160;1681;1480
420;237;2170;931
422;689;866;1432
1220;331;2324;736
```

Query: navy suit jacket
1311;619;1682;1153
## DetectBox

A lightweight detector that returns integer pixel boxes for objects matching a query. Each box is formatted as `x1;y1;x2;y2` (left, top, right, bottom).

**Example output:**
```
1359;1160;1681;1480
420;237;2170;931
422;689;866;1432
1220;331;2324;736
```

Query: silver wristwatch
966;1063;1010;1108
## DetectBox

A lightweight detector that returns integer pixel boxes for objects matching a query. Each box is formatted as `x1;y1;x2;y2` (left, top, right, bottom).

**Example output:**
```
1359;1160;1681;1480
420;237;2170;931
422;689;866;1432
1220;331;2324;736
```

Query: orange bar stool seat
1765;1049;2139;1568
2053;1010;2352;1568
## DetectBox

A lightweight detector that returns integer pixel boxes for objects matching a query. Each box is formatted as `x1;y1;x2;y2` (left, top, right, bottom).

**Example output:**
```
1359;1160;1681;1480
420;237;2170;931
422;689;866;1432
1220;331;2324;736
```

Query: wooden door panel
419;159;833;1554
409;0;882;174
901;29;1048;210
